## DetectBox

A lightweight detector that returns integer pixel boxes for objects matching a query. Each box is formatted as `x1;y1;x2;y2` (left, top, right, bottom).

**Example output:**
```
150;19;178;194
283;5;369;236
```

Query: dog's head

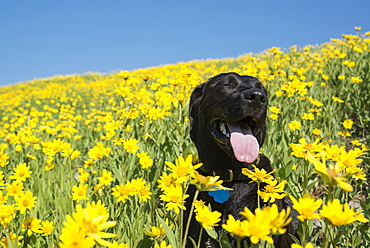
189;72;268;173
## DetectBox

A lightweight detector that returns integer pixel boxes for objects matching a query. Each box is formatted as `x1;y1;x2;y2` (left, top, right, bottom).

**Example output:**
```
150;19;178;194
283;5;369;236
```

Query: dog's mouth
211;117;260;163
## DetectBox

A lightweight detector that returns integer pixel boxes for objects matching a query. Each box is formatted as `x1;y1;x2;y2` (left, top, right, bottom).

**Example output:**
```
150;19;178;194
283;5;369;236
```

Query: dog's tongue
226;122;259;163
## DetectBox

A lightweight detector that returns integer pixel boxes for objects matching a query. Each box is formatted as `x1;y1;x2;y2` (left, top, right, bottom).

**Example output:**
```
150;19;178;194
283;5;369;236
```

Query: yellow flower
289;194;322;221
127;178;153;202
275;90;284;97
111;184;130;203
159;185;188;214
190;171;224;191
9;163;32;182
312;129;321;135
123;138;140;154
266;204;292;234
111;241;129;248
242;164;275;184
307;97;323;107
88;142;112;160
157;172;176;189
0;232;23;247
222;214;249;238
15;190;37;214
0;151;9;167
193;199;206;211
165;155;202;184
306;153;353;192
6;181;24;197
195;205;222;229
62;204;117;247
338;130;351;137
269;114;279;120
22;216;42;236
350;76;362;84
258;179;287;203
59;224;95;248
289;138;325;159
301;113;315;120
288;120;301;131
72;184;89;202
84;159;94;168
70;150;80;160
321;74;329;80
269;106;281;114
78;168;89;183
41;220;55;236
26;154;36;159
332;96;344;103
118;70;130;79
291;242;314;248
139;154;153;169
144;225;166;239
320;199;369;226
154;241;172;248
97;169;113;186
0;204;16;225
342;119;353;129
240;206;282;244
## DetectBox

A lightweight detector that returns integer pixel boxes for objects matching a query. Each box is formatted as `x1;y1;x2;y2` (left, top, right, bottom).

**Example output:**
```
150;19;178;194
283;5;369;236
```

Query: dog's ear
189;83;205;132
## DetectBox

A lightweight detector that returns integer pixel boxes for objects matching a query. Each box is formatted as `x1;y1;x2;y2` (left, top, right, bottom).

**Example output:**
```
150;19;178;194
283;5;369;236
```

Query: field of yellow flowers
0;28;369;248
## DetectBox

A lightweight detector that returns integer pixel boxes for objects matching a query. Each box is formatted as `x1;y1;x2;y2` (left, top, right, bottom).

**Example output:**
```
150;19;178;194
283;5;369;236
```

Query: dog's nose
245;89;267;106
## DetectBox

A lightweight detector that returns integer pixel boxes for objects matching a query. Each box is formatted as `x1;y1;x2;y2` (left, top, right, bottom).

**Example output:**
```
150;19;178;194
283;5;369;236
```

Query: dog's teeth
220;122;227;136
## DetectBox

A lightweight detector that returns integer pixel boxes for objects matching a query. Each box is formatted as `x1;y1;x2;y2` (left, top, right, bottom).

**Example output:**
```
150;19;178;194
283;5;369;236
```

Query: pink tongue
226;122;259;163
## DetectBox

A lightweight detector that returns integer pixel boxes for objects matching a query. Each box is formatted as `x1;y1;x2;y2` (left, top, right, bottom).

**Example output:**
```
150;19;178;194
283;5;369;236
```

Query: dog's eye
222;81;237;88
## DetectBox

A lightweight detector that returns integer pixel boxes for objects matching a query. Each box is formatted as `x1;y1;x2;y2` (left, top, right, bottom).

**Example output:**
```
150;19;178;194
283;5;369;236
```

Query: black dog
185;72;298;247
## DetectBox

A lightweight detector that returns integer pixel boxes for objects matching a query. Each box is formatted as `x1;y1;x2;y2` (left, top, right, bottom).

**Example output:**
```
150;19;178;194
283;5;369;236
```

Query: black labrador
185;72;298;247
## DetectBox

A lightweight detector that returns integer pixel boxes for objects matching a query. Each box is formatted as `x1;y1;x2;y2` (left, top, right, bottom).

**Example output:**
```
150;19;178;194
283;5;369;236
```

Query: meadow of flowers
0;27;369;248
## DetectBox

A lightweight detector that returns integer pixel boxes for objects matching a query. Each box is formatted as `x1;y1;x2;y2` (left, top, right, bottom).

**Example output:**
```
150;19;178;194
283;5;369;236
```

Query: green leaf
158;215;179;248
219;231;232;248
204;227;218;240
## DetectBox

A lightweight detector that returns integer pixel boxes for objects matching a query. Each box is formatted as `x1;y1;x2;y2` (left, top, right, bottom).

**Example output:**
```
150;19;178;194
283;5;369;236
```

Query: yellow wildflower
15;190;37;214
154;241;172;248
159;185;188;214
72;184;88;202
165;155;202;184
97;169;113;186
242;164;275;184
288;120;301;131
342;119;353;129
258;179;287;203
195;205;222;229
320;199;369;226
144;225;166;239
306;153;353;192
9;163;32;182
289;194;322;221
62;204;116;247
222;214;249;238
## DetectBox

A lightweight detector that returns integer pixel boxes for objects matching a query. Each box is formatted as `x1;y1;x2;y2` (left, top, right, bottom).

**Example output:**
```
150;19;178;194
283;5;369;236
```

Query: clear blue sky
1;0;369;86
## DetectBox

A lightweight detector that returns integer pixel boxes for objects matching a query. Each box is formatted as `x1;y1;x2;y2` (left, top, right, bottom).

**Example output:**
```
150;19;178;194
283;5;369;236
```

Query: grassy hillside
0;29;369;248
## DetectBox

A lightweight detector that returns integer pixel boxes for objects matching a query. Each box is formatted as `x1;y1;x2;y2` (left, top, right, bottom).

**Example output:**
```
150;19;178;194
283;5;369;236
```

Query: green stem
322;221;331;248
257;182;261;209
302;160;309;195
236;236;242;248
197;226;204;248
182;189;200;248
302;220;307;246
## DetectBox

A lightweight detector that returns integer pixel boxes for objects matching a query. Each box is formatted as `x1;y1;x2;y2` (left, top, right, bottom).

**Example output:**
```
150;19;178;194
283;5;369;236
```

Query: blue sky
1;0;369;86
